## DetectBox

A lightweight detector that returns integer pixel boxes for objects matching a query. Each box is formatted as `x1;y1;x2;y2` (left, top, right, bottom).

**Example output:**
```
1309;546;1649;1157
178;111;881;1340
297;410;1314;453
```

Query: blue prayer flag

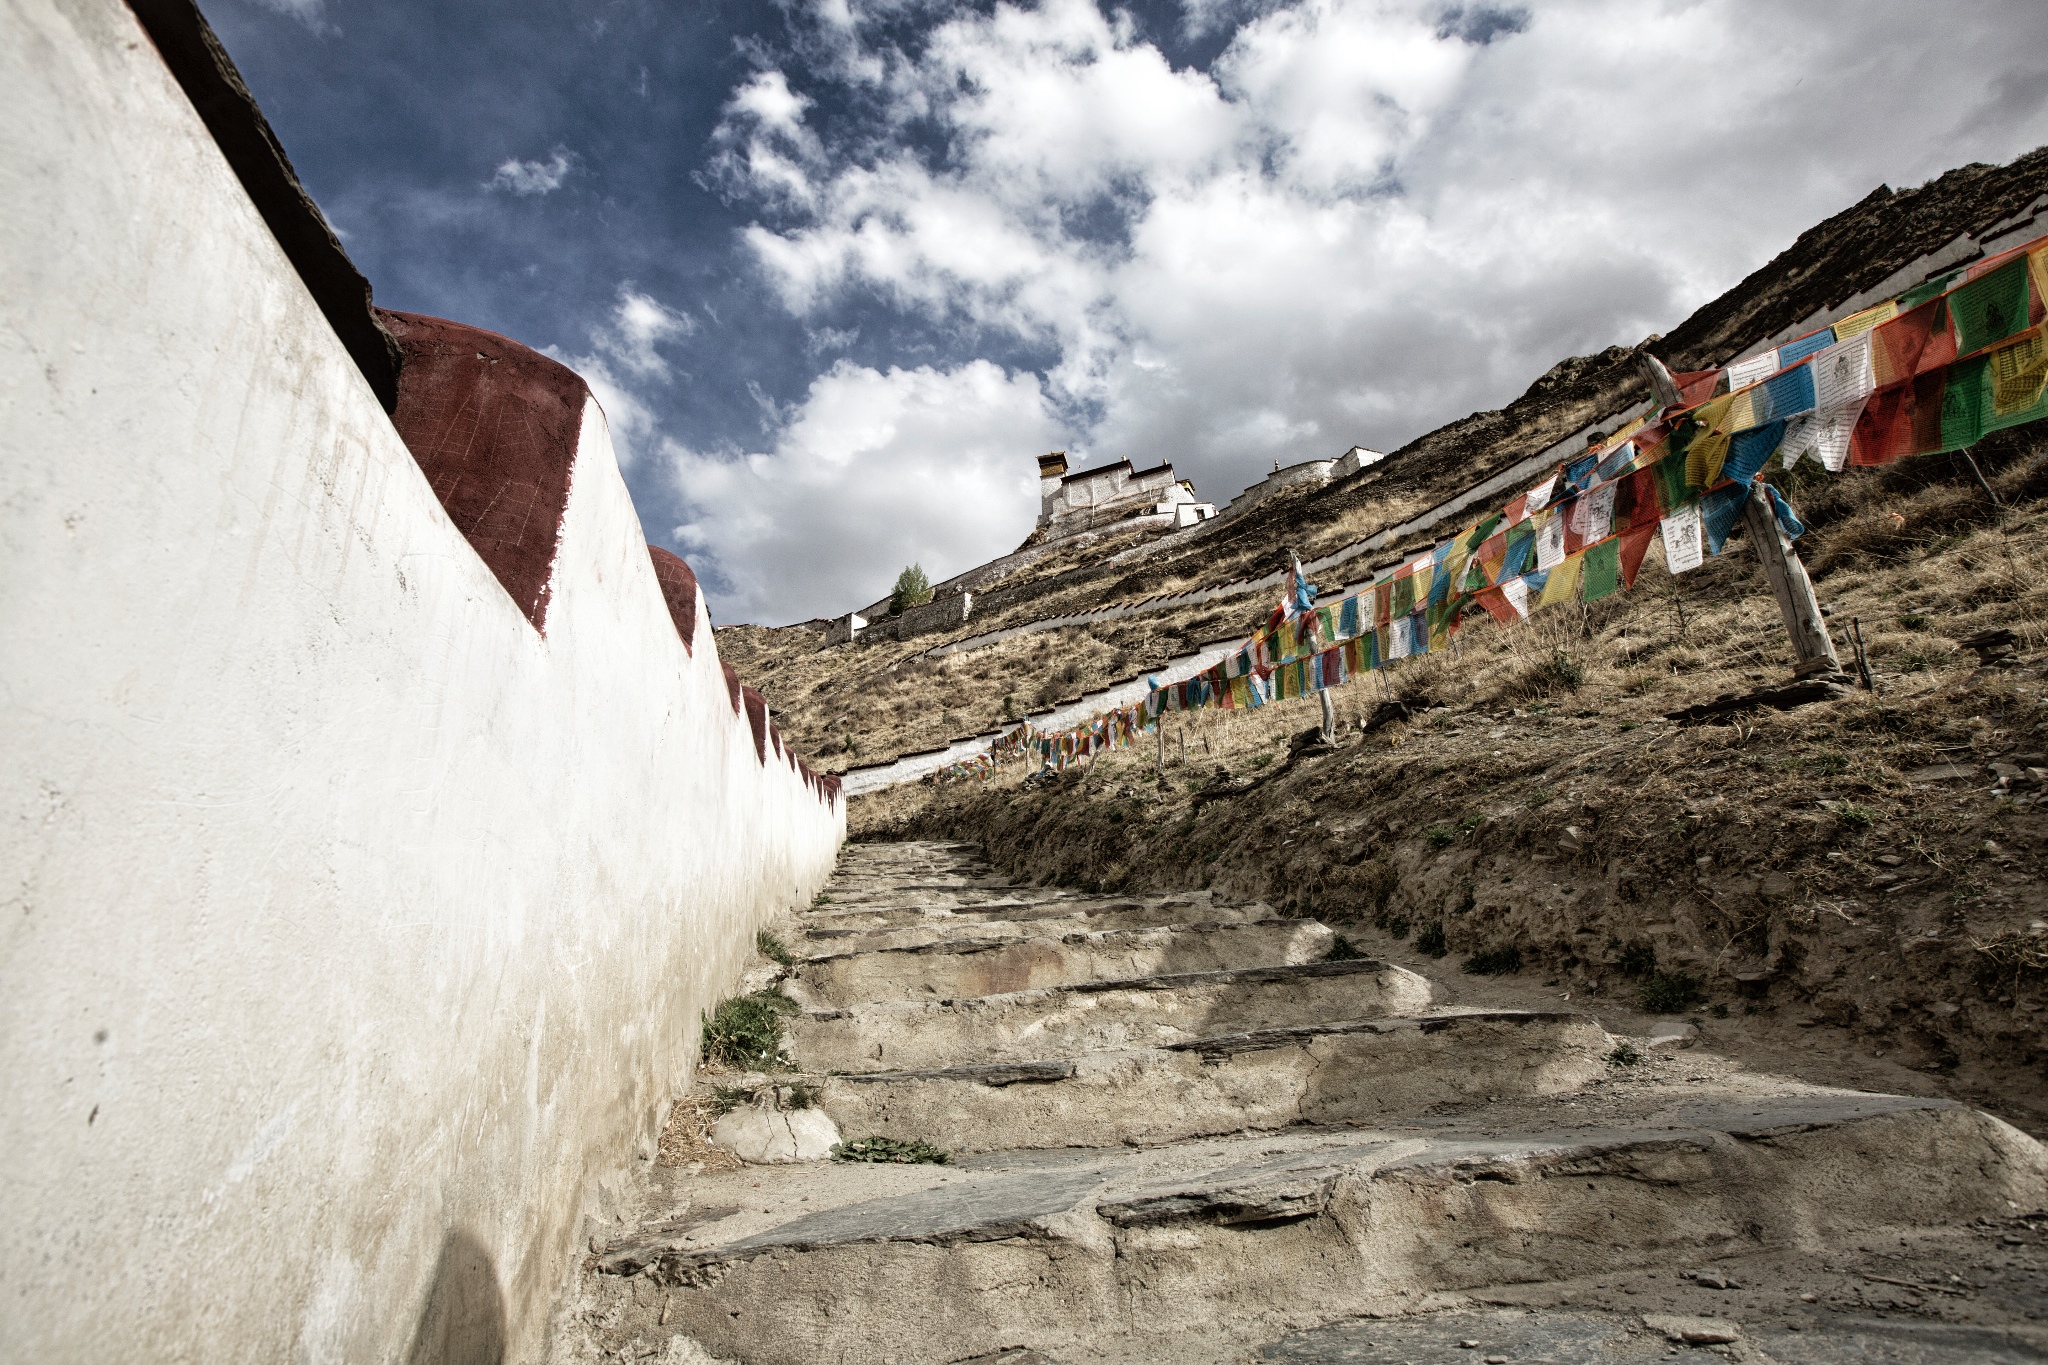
1777;328;1835;366
1722;419;1787;486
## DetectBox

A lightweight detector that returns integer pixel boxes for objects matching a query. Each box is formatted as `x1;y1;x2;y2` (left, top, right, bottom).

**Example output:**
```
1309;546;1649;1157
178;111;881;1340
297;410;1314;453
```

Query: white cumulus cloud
668;360;1062;623
249;0;331;32
708;0;2048;516
550;287;696;468
487;149;575;196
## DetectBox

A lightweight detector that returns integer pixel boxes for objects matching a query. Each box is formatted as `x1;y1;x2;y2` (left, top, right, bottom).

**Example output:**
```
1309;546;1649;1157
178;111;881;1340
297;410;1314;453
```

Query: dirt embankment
862;436;2048;1136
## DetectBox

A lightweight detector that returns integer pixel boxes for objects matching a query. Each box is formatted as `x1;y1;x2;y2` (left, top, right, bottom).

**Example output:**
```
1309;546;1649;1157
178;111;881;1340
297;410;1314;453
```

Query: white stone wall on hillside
0;5;841;1362
1215;458;1338;526
1039;461;1189;537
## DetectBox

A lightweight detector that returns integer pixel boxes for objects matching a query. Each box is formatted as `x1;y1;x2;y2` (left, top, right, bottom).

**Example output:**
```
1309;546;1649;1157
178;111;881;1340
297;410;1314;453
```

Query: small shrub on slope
1639;972;1703;1014
703;991;797;1069
1462;945;1524;976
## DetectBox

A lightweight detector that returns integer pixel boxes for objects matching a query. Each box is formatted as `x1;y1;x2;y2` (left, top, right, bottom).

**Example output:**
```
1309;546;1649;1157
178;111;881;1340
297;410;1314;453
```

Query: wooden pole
1741;483;1840;677
1319;689;1336;743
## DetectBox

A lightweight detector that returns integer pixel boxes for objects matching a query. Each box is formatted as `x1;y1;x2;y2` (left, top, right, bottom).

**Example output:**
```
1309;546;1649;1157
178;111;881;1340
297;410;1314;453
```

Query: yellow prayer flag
1991;326;2048;415
1832;299;1898;340
1724;388;1758;432
1538;552;1584;610
1684;426;1732;490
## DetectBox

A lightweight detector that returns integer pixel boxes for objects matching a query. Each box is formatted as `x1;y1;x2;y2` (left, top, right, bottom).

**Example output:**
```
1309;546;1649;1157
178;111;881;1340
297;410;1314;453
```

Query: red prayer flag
1618;521;1659;588
1871;296;1957;388
1473;586;1519;625
1675;368;1723;406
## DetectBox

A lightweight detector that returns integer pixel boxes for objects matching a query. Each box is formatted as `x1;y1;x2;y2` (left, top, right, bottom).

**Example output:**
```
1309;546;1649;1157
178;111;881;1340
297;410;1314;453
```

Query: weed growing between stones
707;1086;754;1116
1607;1041;1643;1068
833;1136;950;1165
756;929;796;967
703;991;797;1069
1324;934;1365;961
1463;945;1524;975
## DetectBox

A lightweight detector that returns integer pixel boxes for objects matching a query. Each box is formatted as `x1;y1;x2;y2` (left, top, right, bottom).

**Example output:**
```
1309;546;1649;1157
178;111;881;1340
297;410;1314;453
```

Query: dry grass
657;1094;744;1171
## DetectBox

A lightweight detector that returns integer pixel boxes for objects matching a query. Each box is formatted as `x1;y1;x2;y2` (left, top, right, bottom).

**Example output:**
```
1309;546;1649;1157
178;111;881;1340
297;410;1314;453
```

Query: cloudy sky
210;0;2048;624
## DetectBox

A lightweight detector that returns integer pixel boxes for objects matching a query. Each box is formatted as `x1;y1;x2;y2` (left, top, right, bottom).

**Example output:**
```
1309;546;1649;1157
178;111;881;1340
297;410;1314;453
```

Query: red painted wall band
646;546;700;652
379;309;588;632
741;687;770;764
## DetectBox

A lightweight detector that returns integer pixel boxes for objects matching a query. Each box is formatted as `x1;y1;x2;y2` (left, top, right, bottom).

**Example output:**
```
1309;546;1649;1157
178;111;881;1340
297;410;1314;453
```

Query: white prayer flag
1388;616;1413;659
1813;330;1875;410
1660;503;1705;574
1726;349;1780;391
1524;474;1559;513
1499;576;1531;620
1534;508;1566;570
1571;482;1617;544
1812;398;1865;472
1778;413;1817;469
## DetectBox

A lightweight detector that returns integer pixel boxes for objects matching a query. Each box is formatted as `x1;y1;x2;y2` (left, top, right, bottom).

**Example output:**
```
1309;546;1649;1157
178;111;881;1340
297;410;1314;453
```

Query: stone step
791;919;1336;1007
800;892;1189;927
590;1094;2046;1365
818;879;1013;897
787;959;1435;1073
804;1011;1610;1152
809;880;1072;904
797;899;1266;953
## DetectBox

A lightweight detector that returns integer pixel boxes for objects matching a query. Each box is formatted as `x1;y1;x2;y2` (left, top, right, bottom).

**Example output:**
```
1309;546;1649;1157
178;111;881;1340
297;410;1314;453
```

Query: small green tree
889;563;933;614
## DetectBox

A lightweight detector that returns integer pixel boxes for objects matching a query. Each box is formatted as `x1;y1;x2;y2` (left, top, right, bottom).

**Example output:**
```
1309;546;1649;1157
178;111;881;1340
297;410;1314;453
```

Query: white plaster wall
0;3;842;1361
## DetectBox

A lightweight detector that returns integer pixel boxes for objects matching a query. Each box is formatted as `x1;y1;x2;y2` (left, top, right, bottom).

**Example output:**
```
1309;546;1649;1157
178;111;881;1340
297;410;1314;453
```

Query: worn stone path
554;842;2048;1364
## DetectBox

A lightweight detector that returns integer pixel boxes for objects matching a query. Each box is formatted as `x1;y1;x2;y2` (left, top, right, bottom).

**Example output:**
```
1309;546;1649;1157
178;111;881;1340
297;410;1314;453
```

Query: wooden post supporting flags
1741;483;1840;677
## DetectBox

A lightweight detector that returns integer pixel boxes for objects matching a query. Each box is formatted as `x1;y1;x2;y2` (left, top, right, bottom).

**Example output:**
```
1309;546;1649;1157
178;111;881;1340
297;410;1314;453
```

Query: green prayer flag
1650;447;1691;510
1952;257;2031;355
1581;537;1622;602
1899;269;1963;310
1939;354;1990;451
1462;512;1503;553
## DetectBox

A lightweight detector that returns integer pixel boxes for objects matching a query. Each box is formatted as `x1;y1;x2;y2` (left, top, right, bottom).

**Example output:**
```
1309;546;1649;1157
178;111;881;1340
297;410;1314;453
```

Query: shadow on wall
406;1230;507;1365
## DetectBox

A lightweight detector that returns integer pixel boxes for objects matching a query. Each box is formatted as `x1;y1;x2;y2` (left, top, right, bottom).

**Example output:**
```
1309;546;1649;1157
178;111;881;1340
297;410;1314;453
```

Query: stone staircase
557;841;2048;1364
